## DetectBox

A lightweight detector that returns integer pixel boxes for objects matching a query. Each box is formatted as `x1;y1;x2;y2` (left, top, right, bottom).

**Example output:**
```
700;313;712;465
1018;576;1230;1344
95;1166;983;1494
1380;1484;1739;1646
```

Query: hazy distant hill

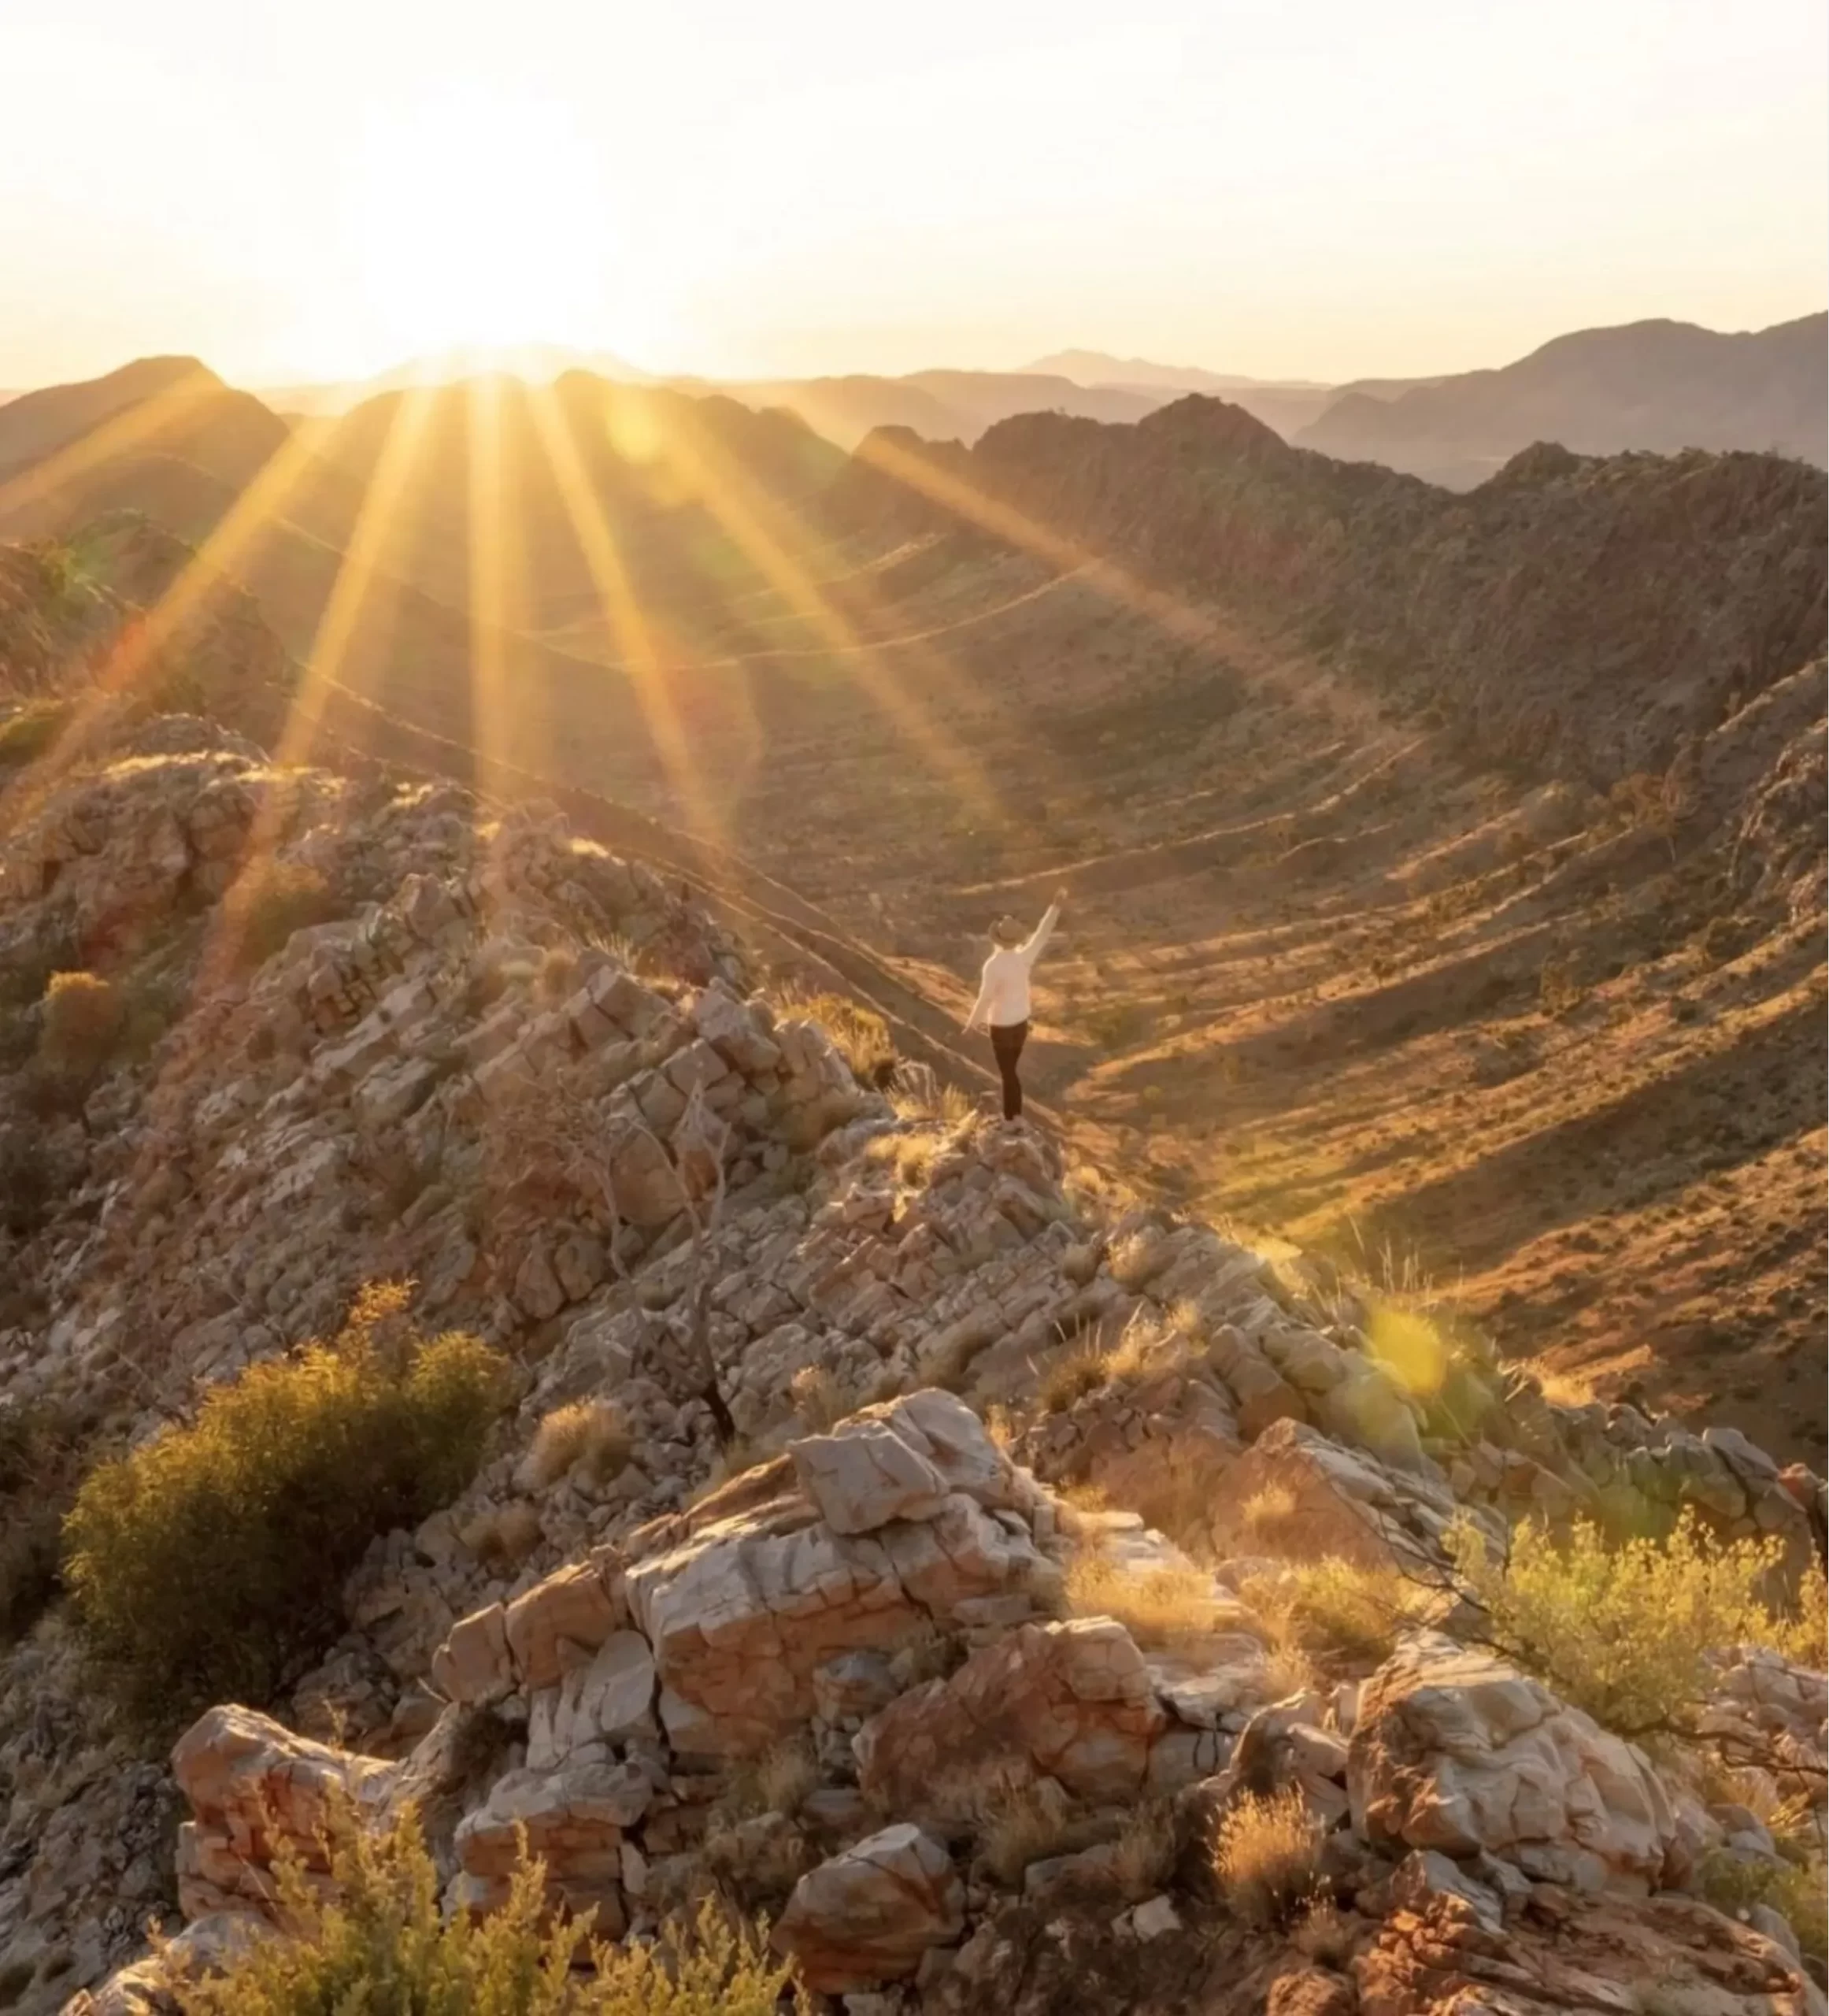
259;345;659;417
1298;313;1828;487
0;356;290;493
1025;348;1328;394
300;371;849;621
1026;349;1455;439
710;369;1164;448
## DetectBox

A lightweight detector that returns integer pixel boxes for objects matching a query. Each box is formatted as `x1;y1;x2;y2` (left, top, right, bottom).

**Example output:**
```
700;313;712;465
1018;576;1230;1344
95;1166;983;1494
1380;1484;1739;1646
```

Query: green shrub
1262;1557;1426;1672
227;858;339;972
38;969;124;1077
1697;1839;1827;1970
1450;1510;1813;1741
175;1803;800;2014
65;1284;511;1729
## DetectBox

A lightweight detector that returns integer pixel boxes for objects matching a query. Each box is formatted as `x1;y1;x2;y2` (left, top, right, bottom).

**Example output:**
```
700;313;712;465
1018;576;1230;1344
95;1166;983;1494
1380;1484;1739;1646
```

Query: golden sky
1;0;1823;391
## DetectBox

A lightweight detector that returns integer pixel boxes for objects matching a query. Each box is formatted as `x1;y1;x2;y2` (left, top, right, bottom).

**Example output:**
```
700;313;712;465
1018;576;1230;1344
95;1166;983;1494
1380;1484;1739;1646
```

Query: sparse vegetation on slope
1211;1787;1324;1928
64;1284;511;1728
176;1804;798;2016
1450;1510;1820;1742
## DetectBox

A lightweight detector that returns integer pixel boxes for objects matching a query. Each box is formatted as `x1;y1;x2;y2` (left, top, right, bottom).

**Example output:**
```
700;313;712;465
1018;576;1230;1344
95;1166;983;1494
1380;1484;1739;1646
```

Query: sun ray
850;425;1222;652
646;400;1002;827
465;372;531;813
190;380;442;983
270;380;442;772
0;421;365;819
0;366;228;525
524;380;731;852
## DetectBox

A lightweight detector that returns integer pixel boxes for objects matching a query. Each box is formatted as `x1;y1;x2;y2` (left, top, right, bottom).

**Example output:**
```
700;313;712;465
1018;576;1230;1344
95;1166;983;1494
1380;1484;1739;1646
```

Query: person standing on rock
964;887;1067;1121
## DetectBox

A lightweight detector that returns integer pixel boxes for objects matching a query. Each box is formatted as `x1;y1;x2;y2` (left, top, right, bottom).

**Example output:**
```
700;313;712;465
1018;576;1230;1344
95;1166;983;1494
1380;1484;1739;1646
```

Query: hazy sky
1;0;1822;390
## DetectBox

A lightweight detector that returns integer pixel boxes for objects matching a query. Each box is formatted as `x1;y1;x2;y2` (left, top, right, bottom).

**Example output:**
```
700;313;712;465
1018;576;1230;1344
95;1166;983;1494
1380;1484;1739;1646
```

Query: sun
352;87;618;368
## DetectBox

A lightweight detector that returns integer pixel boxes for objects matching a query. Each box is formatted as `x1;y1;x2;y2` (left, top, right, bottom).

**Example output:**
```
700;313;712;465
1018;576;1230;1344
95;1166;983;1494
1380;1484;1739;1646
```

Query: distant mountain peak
1024;348;1331;393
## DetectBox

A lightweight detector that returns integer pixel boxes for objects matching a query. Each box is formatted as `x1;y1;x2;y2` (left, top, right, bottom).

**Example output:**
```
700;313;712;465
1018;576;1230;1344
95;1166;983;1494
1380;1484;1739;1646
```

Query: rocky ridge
852;401;1827;793
0;711;1820;2013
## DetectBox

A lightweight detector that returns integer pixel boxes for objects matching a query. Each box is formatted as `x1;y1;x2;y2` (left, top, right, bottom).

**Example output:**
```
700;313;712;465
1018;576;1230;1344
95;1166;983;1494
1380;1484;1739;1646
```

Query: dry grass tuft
778;988;895;1086
1107;1229;1166;1292
1242;1482;1299;1532
1212;1787;1325;1926
1039;1340;1113;1414
889;1073;974;1131
525;1399;632;1488
789;1365;856;1434
38;969;124;1077
1532;1364;1601;1410
1065;1550;1227;1651
972;1775;1093;1888
461;1500;542;1569
1091;1443;1219;1557
1260;1639;1321;1702
1109;1799;1179;1900
1290;1898;1357;1965
752;1736;821;1819
1103;1309;1176;1385
1250;1557;1422;1673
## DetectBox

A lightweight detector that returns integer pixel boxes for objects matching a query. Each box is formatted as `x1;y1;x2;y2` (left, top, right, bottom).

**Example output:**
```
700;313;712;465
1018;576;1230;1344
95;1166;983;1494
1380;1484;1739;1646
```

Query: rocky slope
868;400;1827;789
2;364;1822;1473
0;699;1820;2013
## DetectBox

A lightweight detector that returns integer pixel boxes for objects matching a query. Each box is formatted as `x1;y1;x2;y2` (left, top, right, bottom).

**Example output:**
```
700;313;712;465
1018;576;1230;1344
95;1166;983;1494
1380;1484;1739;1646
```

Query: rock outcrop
1346;1635;1677;1892
0;713;1818;2016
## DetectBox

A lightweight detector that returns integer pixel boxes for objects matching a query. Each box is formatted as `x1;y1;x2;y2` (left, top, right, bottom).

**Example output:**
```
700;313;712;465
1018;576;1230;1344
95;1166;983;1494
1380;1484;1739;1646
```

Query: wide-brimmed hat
991;915;1025;947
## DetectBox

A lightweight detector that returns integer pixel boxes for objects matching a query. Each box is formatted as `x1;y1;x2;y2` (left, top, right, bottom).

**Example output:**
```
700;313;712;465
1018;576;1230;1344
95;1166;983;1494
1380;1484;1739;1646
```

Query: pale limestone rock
67;1911;270;2014
1347;1634;1677;1892
692;980;783;1075
775;1824;964;1992
626;1518;921;1756
857;1619;1167;1816
171;1706;395;1919
452;1759;639;1929
429;1601;512;1706
790;1419;953;1534
525;1631;657;1769
503;1559;621;1691
605;1122;687;1228
1204;1417;1451;1571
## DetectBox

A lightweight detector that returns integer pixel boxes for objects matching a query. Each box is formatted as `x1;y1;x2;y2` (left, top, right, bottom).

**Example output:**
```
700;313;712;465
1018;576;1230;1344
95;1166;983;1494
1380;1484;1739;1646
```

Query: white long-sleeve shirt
965;904;1059;1029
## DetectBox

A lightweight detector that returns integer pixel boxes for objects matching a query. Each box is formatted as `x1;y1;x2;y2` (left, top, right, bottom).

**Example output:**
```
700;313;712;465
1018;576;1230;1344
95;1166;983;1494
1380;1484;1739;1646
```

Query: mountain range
1296;313;1827;484
0;331;1821;1473
192;309;1826;475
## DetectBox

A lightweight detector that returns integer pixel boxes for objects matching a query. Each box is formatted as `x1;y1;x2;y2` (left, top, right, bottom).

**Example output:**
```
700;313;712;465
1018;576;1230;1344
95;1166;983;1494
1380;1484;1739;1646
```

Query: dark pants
990;1019;1029;1120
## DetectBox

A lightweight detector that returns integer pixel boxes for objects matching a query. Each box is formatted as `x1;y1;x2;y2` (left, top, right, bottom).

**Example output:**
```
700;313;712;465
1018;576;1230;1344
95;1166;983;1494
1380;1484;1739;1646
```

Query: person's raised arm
1020;886;1068;967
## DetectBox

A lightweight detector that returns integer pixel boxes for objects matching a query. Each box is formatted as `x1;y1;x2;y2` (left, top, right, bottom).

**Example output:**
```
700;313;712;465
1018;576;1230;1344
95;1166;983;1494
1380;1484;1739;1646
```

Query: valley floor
496;535;1827;1463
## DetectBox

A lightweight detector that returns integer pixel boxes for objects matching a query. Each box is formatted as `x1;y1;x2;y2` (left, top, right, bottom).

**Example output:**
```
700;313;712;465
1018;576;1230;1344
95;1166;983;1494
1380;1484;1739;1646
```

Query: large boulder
857;1618;1168;1816
622;1394;1048;1756
625;1490;1046;1758
1346;1635;1678;1893
774;1824;964;1992
1203;1418;1471;1571
788;1388;1021;1534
